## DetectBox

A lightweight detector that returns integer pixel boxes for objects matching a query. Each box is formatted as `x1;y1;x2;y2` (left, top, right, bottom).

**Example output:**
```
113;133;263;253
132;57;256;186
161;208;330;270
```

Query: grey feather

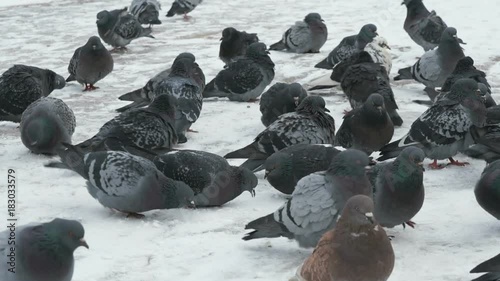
130;0;162;25
166;0;202;17
259;82;308;127
403;0;447;51
219;27;259;65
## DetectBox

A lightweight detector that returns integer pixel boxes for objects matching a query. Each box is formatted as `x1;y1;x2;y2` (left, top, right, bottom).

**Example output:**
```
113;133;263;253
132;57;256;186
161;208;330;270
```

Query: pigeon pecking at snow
130;0;162;25
259;82;308;127
219;27;259;65
166;0;203;20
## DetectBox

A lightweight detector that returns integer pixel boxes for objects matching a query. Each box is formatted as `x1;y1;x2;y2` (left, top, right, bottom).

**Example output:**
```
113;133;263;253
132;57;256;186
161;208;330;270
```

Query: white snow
0;0;52;7
1;0;499;281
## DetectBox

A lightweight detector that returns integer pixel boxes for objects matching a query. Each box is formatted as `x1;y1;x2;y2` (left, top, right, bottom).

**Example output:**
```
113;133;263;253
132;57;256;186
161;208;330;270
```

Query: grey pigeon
20;97;76;155
413;82;496;108
378;79;487;169
166;0;202;19
335;93;395;155
292;195;394;281
471;251;500;281
225;96;336;171
66;36;114;91
464;105;500;163
370;147;425;228
473;160;500;220
243;149;372;248
394;27;465;100
315;24;378;69
269;13;327;53
0;218;88;281
260;82;308;127
219;27;259;65
203;42;275;102
96;7;154;51
264;144;341;194
329;50;375;83
130;0;162;25
441;56;491;93
0;65;65;123
340;54;403;126
402;0;447;51
153;150;258;207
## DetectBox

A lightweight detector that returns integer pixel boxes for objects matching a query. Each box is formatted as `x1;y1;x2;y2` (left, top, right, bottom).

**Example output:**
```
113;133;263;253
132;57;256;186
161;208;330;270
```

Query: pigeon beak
92;45;97;50
79;238;89;249
384;44;391;50
186;201;196;209
219;37;223;41
264;171;269;179
293;97;300;106
364;165;372;171
365;212;375;224
457;38;466;45
324;108;330;112
266;50;271;54
417;162;425;171
374;31;378;36
376;106;383;110
321;19;325;22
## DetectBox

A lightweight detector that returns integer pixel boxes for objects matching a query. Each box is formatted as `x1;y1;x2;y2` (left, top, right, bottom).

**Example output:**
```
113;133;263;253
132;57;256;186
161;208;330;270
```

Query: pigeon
402;0;448;51
269;13;327;53
441;56;491;93
219;27;259;65
394;27;465;100
260;82;308;127
166;0;202;19
96;7;154;51
341;55;403;126
225;95;336;172
471;251;500;281
464;105;500;163
413;82;496;108
203;42;275;102
0;65;65;123
130;0;162;25
242;149;372;248
66;36;114;91
153;150;258;207
335;93;395;155
264;144;341;194
378;79;487;169
315;24;378;69
364;36;392;74
370;147;425;228
20;97;76;155
0;218;88;281
473;160;500;220
291;195;394;281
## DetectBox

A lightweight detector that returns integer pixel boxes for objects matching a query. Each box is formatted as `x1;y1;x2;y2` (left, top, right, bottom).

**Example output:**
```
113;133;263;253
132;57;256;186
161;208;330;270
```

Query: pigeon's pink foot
404;221;416;228
83;84;99;92
343;109;352;115
247;98;259;103
187;128;198;133
428;159;445;170
126;212;145;219
447;157;469;167
183;14;191;21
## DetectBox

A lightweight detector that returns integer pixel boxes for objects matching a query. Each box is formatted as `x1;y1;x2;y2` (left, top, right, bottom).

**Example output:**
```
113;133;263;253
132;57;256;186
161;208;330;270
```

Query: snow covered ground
1;0;500;280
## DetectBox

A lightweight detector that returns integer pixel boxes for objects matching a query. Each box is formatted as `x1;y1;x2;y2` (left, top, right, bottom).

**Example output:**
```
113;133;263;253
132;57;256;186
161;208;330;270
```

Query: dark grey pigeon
242;149;372;248
464;105;500;163
259;82;308;127
471;252;500;281
225;96;336;171
340;54;403;126
394;27;465;100
315;24;378;69
0;65;65;123
96;7;154;51
413;82;496;108
66;36;113;91
473;160;500;220
203;42;275;102
269;13;327;54
441;56;491;93
153;150;257;207
370;147;425;228
264;144;341;194
0;218;88;281
378;79;487;169
335;93;394;155
219;27;259;65
20;97;76;155
166;0;202;19
130;0;162;25
330;50;374;83
402;0;447;51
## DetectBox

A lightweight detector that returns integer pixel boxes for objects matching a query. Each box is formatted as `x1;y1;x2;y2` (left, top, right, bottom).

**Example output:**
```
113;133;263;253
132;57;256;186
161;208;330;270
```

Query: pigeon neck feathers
405;0;430;18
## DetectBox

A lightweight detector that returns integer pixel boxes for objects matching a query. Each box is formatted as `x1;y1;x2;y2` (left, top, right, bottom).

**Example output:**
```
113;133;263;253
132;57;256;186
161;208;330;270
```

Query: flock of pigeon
0;0;499;280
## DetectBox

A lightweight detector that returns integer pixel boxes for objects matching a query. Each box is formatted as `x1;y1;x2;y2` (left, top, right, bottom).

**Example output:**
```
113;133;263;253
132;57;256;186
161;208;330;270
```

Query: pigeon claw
343;109;352;115
187;128;199;133
404;221;416;228
126;212;146;219
428;160;446;170
83;84;99;92
447;158;469;167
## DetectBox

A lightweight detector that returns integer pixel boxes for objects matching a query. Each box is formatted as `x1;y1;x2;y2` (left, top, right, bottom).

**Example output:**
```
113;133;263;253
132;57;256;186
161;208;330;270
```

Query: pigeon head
168;179;195;208
328;149;370;177
401;0;422;6
354;51;375;64
174;52;196;63
237;166;258;195
441;27;465;45
288;83;308;106
340;195;377;227
358;24;378;42
264;151;293;180
454;79;488;127
247;42;270;57
85;36;105;51
45;70;66;92
96;10;111;25
296;95;330;113
170;57;194;78
304;13;324;24
364;93;386;113
478;83;496;108
394;147;426;175
456;56;474;70
221;27;238;41
45;218;89;251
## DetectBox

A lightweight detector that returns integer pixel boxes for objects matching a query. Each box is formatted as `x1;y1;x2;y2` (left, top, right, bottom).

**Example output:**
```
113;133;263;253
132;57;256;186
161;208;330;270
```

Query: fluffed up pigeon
269;13;327;53
166;0;202;19
203;42;275;102
130;0;162;25
464;105;500;163
473;160;500;220
225;96;335;171
315;24;378;69
153;150;257;207
219;27;259;65
0;65;65;122
20;97;76;155
242;149;372;248
471;252;500;281
0;218;88;281
441;56;491;93
66;36;114;91
264;144;341;194
259;82;308;127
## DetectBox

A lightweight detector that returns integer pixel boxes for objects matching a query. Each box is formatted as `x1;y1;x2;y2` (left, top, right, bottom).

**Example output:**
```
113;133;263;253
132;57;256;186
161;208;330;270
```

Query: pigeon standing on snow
364;36;392;74
219;27;259;65
335;94;394;155
291;195;394;281
225;96;336;171
473;160;500;220
153;150;258;207
0;65;65;122
441;56;491;93
402;0;447;51
471;252;500;281
464;105;500;163
243;149;372;248
166;0;202;19
264;144;341;194
130;0;162;25
20;97;76;155
378;79;487;169
66;36;114;91
269;13;327;53
96;7;154;51
259;82;308;127
203;42;275;102
0;218;88;281
315;24;378;69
